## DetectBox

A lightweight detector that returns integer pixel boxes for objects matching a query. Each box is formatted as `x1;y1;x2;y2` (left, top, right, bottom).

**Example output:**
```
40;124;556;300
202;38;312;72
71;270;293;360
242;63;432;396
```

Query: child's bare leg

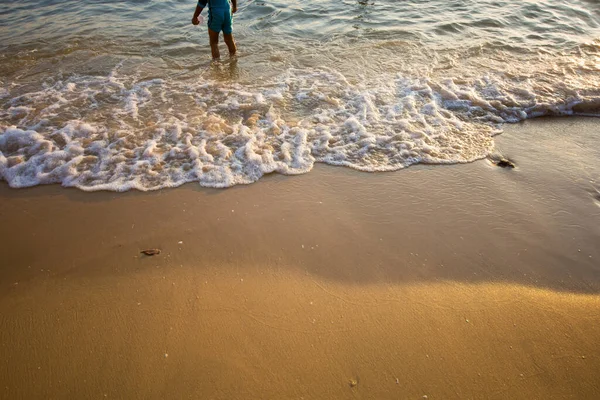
208;29;220;59
224;33;237;56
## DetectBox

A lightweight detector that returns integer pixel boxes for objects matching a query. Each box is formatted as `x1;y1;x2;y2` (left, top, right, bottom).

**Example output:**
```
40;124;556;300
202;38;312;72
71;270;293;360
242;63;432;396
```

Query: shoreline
1;116;600;398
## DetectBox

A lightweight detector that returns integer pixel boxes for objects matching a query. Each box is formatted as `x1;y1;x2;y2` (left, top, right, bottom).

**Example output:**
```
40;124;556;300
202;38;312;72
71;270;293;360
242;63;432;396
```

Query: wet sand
1;117;599;399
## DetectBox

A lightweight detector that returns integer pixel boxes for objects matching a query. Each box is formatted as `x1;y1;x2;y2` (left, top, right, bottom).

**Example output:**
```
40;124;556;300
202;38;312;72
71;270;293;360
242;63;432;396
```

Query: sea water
1;0;599;190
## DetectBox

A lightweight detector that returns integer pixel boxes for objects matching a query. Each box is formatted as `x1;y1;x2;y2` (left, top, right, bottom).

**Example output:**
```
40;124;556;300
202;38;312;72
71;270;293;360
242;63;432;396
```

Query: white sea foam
1;62;599;191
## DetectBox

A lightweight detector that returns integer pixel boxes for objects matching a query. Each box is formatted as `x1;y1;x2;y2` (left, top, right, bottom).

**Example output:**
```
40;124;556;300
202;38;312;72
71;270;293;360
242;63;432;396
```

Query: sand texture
1;117;599;399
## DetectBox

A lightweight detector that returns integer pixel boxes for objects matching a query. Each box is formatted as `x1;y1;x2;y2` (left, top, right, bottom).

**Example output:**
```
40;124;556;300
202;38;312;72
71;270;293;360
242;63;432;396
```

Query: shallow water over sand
1;0;599;190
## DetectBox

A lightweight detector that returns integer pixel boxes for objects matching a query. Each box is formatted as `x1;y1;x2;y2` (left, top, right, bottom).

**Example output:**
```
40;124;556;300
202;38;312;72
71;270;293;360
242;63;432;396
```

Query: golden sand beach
1;118;599;399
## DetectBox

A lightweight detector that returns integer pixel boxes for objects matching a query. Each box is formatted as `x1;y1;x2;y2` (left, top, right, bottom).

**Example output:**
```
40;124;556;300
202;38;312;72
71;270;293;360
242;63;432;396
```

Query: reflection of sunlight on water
207;57;241;83
1;0;600;191
2;0;599;81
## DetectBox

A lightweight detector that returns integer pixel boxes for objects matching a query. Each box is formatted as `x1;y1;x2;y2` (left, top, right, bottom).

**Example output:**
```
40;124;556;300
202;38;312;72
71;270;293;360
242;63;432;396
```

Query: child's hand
232;6;237;13
192;16;200;25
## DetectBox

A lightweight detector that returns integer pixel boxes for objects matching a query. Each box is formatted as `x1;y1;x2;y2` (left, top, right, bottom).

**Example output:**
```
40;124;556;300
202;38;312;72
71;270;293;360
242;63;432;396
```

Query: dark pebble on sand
496;159;515;168
141;249;161;256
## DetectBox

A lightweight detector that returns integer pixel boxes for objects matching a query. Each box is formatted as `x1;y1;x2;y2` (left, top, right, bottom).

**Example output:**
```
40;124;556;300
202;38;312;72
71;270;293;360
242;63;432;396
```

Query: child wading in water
192;0;238;59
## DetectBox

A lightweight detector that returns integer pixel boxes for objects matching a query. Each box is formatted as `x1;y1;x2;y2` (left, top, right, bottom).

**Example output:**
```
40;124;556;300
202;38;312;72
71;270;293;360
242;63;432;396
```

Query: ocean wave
1;59;599;191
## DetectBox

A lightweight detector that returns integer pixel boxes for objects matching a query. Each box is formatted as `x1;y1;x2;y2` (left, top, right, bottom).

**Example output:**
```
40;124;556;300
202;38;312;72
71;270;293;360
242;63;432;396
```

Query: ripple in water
1;0;599;190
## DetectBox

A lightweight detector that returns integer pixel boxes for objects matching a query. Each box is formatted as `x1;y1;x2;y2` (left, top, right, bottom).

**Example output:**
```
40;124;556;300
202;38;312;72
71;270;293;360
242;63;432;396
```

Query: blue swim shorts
208;8;233;35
